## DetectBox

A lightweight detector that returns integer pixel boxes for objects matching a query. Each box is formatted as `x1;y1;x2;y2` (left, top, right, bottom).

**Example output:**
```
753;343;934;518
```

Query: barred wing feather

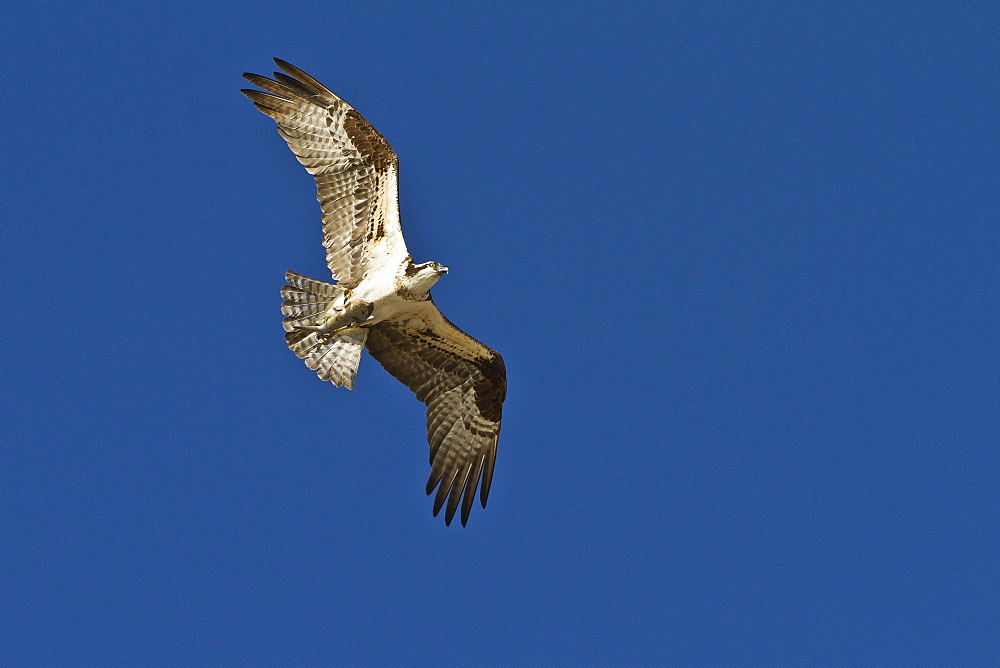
365;302;506;527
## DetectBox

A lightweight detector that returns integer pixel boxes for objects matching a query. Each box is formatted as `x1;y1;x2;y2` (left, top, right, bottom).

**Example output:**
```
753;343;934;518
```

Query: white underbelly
352;274;419;325
370;291;425;324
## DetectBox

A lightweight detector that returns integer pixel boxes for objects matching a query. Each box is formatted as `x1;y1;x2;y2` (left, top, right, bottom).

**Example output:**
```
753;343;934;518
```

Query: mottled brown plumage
242;59;506;526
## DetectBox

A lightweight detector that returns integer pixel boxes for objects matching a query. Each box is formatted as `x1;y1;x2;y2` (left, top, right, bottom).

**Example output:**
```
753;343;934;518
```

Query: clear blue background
5;2;996;663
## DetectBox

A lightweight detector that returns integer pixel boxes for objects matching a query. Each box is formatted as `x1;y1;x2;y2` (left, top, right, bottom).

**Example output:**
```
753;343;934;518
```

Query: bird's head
401;260;449;295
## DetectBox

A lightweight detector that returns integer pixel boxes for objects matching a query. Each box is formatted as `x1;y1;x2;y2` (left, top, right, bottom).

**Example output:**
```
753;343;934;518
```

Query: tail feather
281;271;367;389
280;295;333;329
281;271;347;332
284;270;341;296
285;328;368;389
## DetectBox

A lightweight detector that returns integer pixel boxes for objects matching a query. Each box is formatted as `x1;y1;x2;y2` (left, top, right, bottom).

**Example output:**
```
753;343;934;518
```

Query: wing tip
426;459;486;527
271;57;338;99
273;56;293;70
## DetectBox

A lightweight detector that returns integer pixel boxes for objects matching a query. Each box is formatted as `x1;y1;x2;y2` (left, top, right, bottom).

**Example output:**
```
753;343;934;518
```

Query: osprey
242;59;506;527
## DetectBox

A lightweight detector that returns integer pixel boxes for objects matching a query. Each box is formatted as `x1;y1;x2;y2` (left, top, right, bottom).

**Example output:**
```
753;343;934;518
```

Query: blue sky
4;2;996;664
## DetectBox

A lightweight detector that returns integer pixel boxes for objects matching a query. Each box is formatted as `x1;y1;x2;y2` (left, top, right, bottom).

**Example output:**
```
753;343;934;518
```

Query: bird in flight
242;59;506;527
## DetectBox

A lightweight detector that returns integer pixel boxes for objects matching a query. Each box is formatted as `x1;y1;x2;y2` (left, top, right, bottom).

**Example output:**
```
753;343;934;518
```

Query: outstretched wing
242;59;408;287
365;301;507;527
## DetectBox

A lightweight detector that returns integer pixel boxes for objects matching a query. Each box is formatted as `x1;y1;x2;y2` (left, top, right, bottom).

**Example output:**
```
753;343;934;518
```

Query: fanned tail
281;271;367;389
284;328;367;389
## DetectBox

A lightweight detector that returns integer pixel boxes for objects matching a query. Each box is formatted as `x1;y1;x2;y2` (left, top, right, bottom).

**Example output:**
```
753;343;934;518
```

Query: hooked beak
438;265;449;274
